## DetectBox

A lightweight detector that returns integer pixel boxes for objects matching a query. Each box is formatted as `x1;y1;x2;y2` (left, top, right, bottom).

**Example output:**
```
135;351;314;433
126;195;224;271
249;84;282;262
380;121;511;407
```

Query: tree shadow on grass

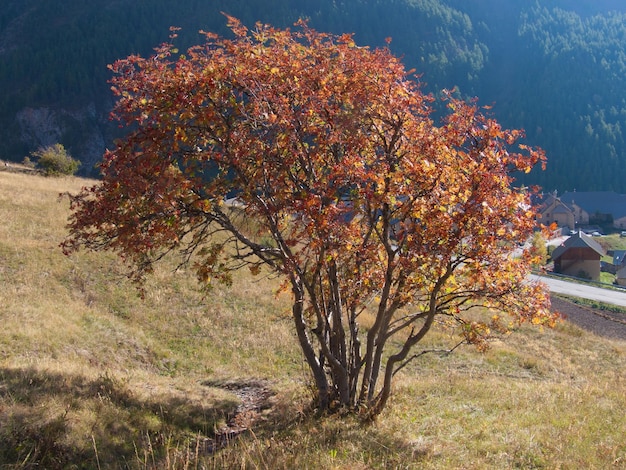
0;367;239;469
207;398;436;469
0;367;432;468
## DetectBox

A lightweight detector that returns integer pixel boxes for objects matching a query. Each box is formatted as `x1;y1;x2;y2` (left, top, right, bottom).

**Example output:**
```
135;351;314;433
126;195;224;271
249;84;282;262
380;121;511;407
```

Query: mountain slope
2;0;626;192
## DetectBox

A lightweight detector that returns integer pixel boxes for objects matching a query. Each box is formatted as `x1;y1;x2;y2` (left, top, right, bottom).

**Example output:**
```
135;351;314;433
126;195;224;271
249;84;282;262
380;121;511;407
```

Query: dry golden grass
0;169;625;469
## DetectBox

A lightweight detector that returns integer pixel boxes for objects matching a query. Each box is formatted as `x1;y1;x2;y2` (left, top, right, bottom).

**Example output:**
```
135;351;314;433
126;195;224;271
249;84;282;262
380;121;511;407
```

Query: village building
536;192;587;230
558;191;626;230
551;231;605;281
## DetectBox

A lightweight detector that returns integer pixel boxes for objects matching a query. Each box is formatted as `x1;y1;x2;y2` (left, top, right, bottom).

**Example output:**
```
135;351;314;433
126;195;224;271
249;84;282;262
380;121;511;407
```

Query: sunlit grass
0;170;625;468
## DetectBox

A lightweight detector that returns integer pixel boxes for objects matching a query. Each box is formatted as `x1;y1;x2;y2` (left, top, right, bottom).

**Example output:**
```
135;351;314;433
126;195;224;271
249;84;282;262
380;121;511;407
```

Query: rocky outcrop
15;104;108;176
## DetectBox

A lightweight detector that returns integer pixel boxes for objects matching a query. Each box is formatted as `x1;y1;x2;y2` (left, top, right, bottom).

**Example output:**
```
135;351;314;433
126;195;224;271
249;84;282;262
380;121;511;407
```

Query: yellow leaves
461;321;491;352
174;127;188;143
339;33;356;48
270;67;280;74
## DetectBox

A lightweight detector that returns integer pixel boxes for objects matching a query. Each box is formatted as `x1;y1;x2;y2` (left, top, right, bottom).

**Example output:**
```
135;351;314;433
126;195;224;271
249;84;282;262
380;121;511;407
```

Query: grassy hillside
0;169;625;468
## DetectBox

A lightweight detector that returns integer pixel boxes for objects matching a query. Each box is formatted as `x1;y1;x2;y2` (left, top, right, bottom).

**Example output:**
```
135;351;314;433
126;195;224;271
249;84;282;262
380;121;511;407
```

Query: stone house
537;192;587;230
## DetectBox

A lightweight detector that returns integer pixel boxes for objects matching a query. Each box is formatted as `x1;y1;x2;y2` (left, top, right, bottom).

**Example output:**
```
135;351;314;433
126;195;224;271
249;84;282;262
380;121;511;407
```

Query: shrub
63;18;555;419
31;144;80;176
22;156;36;168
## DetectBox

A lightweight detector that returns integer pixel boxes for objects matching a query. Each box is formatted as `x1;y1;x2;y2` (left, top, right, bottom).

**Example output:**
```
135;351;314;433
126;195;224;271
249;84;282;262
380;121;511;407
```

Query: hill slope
0;0;490;175
1;168;625;467
3;1;626;191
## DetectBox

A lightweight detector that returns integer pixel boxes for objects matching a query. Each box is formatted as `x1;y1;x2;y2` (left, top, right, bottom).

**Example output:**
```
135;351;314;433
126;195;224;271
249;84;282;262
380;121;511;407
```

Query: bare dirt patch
200;379;275;453
551;295;626;341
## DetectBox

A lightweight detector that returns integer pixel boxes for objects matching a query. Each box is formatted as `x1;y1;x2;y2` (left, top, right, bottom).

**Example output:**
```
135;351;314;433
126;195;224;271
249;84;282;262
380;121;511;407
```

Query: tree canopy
63;17;555;419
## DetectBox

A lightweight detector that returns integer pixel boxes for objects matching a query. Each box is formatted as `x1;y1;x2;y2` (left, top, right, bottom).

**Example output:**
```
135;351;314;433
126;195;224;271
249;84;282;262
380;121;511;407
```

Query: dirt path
551;295;626;341
201;379;274;453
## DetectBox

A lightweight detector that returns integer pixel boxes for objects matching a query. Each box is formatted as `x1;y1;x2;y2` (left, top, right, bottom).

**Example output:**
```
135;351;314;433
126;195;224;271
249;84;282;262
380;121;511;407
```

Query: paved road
531;275;626;307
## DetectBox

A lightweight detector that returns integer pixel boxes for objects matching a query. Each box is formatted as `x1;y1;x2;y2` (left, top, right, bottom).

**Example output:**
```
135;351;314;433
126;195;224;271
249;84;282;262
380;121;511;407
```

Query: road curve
531;275;626;308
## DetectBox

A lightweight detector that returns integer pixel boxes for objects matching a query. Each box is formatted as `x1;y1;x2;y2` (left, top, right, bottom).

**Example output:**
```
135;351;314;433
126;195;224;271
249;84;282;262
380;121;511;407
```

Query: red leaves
63;18;556;414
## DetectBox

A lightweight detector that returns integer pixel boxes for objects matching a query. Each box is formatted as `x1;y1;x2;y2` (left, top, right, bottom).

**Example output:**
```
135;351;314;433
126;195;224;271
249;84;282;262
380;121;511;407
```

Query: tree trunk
367;305;438;420
291;277;330;411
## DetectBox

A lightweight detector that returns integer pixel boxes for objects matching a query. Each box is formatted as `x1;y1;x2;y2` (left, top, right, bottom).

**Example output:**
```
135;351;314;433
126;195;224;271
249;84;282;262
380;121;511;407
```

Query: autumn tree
63;17;556;419
530;231;548;267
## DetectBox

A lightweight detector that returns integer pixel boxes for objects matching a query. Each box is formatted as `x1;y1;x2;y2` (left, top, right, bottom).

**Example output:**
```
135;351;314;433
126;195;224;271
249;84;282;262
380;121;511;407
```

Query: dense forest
1;0;626;192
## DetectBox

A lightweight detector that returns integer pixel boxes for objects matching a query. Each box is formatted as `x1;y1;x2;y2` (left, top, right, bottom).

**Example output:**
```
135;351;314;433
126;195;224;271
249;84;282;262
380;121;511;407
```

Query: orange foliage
63;16;554;418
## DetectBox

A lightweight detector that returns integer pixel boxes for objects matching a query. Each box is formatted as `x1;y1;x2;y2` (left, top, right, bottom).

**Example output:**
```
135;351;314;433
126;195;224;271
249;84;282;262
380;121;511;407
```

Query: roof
614;250;626;266
551;204;572;215
551;231;606;260
559;191;626;219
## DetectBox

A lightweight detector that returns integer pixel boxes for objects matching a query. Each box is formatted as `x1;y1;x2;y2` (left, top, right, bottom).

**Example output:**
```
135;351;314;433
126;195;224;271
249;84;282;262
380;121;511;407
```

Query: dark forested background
2;0;626;192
